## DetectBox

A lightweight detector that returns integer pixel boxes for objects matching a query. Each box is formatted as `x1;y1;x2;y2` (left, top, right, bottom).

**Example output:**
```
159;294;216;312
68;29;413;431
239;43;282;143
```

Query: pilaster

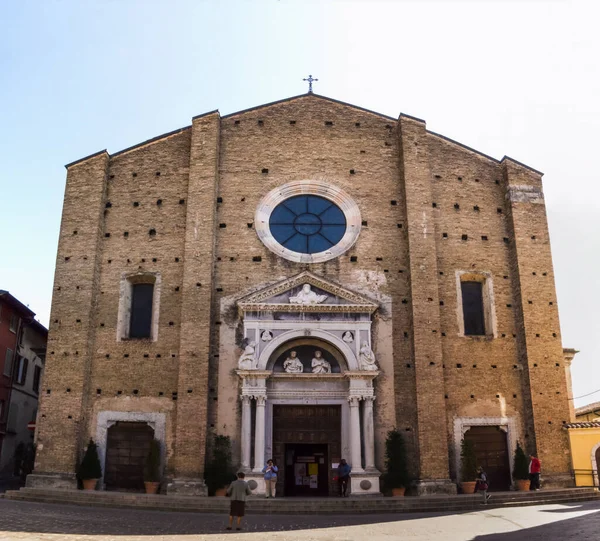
29;151;109;488
168;111;221;495
501;157;572;481
397;116;452;489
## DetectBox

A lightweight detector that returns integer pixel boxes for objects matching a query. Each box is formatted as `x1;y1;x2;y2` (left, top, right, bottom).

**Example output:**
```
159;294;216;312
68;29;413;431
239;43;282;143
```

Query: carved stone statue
238;341;257;370
283;350;304;373
342;331;354;343
311;350;331;374
261;330;273;342
289;284;328;305
359;341;378;371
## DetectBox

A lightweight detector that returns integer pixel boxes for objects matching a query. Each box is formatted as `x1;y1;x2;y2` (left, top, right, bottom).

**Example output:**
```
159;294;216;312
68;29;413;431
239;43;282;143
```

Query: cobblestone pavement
0;498;599;541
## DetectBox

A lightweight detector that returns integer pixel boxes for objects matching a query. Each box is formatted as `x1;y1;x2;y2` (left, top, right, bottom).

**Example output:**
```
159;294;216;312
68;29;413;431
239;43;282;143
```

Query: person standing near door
529;454;541;490
337;459;351;497
262;459;278;498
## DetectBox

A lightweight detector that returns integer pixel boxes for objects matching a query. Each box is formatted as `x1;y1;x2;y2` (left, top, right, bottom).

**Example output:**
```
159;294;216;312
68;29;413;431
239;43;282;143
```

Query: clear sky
1;0;598;407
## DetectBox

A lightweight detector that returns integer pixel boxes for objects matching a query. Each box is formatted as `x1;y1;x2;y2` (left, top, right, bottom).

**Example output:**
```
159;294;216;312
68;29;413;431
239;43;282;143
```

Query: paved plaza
0;498;599;541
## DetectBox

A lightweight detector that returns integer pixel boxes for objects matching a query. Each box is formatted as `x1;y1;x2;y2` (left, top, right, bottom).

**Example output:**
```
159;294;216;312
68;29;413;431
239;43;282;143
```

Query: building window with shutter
3;348;14;377
9;314;18;333
33;365;42;394
14;356;28;385
456;271;497;338
117;272;161;342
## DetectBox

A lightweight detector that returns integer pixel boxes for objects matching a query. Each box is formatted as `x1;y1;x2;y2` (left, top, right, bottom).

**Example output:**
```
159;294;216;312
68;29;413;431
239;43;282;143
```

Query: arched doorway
464;426;511;490
104;421;154;491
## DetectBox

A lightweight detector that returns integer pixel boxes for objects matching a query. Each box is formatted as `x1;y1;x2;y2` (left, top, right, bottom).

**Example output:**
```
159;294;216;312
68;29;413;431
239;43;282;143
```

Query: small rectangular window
461;281;485;336
129;283;154;339
9;314;18;333
14;356;28;385
33;365;42;394
3;348;14;377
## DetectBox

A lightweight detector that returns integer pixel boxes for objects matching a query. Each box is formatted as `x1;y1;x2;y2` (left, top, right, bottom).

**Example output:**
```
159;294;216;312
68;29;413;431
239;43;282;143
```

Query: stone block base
350;471;381;496
245;474;265;494
166;477;207;496
540;473;574;488
414;478;457;495
25;472;77;489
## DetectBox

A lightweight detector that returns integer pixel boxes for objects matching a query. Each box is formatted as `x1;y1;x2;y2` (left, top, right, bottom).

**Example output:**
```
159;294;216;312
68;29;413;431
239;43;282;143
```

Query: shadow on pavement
472;504;600;541
0;499;468;536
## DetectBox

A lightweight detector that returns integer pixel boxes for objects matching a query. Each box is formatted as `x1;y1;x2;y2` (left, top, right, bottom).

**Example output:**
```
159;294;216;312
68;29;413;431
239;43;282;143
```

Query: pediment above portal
237;271;379;314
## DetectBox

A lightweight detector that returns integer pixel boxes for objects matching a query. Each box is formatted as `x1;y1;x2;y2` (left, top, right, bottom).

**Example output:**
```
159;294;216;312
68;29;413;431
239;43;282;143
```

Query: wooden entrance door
104;421;154;491
272;405;341;496
464;426;511;491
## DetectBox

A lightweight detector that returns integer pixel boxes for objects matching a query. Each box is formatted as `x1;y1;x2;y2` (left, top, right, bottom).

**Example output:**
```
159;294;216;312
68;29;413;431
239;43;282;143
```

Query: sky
1;0;598;407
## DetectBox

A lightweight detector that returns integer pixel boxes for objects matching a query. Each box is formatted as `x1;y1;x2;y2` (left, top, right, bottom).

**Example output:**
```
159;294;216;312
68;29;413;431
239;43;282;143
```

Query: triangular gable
238;271;378;314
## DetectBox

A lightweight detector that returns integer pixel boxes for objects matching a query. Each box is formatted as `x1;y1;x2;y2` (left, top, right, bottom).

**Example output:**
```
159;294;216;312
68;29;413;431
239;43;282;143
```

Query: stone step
4;487;599;515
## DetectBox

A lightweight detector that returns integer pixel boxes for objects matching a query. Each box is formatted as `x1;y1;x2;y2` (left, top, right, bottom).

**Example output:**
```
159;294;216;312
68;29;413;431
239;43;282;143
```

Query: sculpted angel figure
342;331;354;343
289;284;328;305
359;341;378;371
311;350;332;374
261;330;273;342
238;341;257;370
283;350;304;373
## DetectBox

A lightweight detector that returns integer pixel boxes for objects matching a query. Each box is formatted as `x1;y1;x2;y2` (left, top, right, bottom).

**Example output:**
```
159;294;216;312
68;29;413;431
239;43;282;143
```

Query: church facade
30;93;575;495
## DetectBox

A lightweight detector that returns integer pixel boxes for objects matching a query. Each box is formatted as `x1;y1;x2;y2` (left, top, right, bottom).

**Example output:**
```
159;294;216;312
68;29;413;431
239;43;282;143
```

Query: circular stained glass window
269;195;347;254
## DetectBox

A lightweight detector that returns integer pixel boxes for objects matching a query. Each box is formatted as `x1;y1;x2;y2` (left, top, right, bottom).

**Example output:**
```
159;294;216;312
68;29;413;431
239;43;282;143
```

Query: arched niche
269;339;344;373
257;329;358;371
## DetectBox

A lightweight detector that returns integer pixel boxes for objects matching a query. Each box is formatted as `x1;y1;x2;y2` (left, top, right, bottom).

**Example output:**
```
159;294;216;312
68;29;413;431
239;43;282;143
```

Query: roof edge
427;130;501;165
221;93;397;122
500;155;544;176
0;290;36;318
111;126;192;158
191;109;220;121
65;149;109;169
399;112;426;124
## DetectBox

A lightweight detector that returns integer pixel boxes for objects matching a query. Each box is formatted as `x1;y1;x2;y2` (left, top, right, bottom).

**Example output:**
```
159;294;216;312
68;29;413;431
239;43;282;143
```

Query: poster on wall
308;463;318;476
303;476;310;486
310;475;318;489
294;463;306;478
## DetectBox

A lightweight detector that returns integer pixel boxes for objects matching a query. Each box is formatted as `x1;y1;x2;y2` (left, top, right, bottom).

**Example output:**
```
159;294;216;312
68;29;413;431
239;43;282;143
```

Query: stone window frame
95;410;166;490
254;180;362;264
455;270;497;339
116;271;161;342
453;416;517;483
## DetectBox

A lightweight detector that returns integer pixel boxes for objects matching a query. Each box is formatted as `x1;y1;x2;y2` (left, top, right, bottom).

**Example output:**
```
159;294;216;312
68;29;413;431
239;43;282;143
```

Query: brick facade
30;94;573;492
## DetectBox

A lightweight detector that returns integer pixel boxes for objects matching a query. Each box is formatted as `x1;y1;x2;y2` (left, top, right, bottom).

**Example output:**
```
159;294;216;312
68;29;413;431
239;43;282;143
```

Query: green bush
204;434;236;496
77;439;102;480
382;428;411;489
460;439;478;481
513;441;529;480
144;439;161;482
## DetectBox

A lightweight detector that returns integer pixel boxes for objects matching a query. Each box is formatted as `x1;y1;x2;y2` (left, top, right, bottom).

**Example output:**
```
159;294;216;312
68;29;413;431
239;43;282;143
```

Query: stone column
240;395;252;471
363;397;376;471
349;397;363;472
253;395;266;472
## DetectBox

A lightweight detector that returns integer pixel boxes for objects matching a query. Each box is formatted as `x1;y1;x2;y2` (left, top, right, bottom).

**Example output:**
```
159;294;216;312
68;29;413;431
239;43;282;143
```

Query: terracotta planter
461;481;477;494
391;487;406;497
516;479;531;491
82;478;97;491
214;488;228;497
144;481;160;494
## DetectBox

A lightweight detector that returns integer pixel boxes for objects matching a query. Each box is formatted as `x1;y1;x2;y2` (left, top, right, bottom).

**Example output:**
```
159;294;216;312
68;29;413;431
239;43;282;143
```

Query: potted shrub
460;438;478;494
383;428;410;496
205;434;236;496
144;439;161;494
513;442;530;491
77;439;102;490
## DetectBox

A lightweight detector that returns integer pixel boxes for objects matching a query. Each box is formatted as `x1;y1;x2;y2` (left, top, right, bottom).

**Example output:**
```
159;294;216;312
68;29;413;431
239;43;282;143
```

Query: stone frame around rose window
255;180;362;264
